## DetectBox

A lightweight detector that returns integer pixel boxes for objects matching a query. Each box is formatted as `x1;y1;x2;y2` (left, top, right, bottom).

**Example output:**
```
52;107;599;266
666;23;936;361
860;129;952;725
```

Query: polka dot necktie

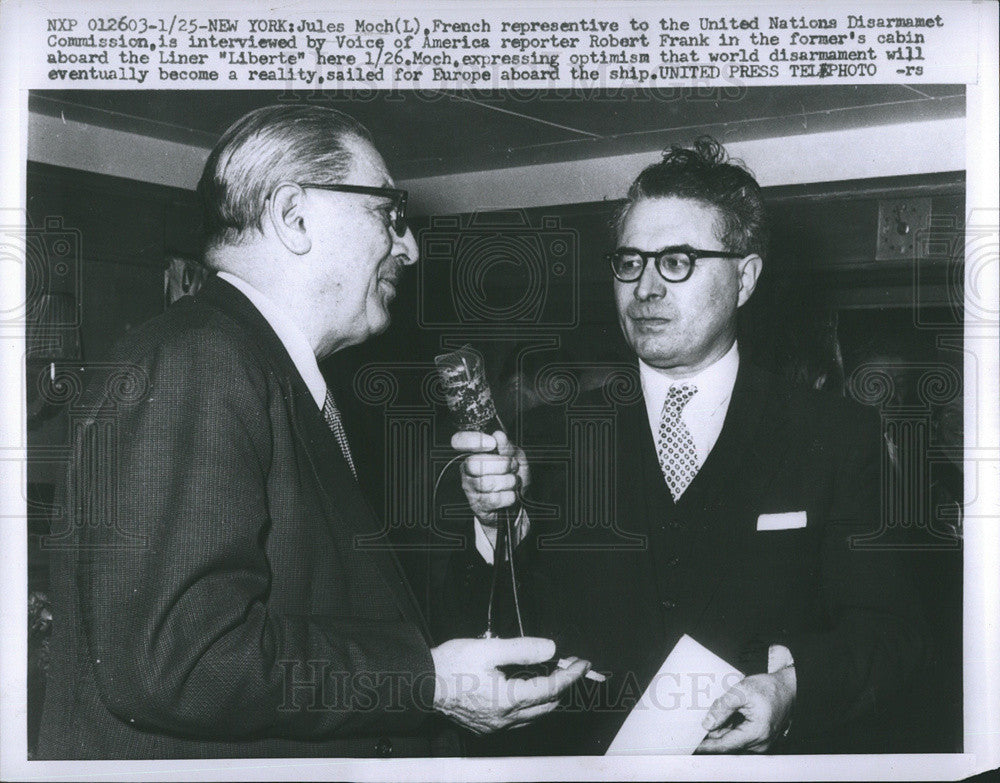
657;384;699;501
323;388;358;480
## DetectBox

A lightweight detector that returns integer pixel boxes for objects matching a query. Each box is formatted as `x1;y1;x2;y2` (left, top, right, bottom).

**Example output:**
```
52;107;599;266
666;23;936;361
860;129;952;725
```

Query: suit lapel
674;363;798;629
680;362;770;510
682;363;799;513
197;277;430;639
284;382;431;639
616;395;671;612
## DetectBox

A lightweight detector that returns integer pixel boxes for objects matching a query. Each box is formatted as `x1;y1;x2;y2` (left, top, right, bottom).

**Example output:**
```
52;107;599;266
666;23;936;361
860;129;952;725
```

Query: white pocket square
756;511;807;531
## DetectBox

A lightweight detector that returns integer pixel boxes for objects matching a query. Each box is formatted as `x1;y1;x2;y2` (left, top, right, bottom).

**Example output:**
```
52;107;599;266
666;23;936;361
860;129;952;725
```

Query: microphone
434;346;504;434
433;346;608;679
434;345;517;638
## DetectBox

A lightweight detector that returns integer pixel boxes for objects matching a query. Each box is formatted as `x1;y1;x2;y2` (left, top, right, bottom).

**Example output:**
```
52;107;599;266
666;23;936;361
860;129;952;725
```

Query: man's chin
628;335;679;366
368;310;392;337
338;312;391;351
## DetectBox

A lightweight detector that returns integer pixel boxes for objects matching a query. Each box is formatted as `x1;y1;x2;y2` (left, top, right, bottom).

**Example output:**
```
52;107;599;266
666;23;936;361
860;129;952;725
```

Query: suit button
667;555;680;567
375;738;393;757
661;599;677;610
668;520;684;530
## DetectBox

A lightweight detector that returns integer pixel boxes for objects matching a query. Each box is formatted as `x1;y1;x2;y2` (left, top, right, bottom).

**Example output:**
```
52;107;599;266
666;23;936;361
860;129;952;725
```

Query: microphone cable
431;451;526;639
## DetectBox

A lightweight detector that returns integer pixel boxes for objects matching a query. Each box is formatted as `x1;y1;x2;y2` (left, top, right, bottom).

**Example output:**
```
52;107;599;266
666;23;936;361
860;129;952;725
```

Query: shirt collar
639;341;740;418
216;271;327;410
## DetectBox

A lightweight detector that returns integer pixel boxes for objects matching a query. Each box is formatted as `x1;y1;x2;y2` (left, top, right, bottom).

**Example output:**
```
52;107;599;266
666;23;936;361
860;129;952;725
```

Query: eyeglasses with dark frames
299;183;408;237
607;244;745;283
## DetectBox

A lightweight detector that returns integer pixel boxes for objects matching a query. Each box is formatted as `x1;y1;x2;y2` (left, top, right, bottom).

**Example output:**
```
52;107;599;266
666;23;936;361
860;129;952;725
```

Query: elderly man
38;105;589;759
451;137;926;754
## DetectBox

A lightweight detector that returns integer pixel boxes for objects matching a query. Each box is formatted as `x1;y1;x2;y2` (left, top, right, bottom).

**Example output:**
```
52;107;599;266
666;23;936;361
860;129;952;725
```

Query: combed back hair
197;104;373;254
616;136;769;260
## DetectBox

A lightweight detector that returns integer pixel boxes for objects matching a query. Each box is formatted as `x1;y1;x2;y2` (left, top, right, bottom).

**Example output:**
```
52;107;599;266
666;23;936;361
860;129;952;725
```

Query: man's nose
633;258;665;300
393;226;419;266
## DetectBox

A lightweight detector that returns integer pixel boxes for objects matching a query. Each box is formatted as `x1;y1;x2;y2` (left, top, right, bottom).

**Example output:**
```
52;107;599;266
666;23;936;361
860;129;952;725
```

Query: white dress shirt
639;340;740;477
217;271;326;411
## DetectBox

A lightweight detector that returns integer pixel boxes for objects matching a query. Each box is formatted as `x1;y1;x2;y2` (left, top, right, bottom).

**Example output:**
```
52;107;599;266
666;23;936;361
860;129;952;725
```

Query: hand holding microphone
435;347;608;683
451;430;529;528
435;346;528;528
436;346;527;638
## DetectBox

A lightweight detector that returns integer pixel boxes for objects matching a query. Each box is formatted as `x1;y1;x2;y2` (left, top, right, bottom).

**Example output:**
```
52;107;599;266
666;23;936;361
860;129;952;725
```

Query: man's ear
264;183;311;255
736;254;763;307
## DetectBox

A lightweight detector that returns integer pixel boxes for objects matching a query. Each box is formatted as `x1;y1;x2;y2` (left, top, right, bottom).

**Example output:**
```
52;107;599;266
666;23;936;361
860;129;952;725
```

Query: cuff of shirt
474;508;530;564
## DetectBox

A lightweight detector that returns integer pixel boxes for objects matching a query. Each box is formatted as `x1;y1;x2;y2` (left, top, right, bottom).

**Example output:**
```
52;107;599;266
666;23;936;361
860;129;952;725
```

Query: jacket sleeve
76;334;435;741
779;405;929;740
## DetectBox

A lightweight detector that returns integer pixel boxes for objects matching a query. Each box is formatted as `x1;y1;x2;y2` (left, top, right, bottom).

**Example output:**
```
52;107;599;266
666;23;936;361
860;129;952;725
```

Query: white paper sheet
606;634;744;755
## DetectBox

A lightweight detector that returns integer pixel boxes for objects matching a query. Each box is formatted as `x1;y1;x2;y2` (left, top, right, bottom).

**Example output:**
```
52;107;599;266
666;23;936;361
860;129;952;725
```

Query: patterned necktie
657;384;699;500
322;389;358;480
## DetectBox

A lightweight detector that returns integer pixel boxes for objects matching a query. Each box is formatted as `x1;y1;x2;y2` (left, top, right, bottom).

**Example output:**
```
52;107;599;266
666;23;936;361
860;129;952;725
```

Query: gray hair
197;104;373;255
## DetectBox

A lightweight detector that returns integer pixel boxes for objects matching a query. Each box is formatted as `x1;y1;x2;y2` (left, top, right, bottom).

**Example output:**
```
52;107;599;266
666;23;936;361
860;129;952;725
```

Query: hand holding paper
606;635;744;755
696;666;796;753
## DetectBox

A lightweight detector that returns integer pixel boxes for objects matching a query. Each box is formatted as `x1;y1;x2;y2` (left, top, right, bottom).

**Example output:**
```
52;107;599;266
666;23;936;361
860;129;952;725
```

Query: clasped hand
451;430;529;527
431;637;590;734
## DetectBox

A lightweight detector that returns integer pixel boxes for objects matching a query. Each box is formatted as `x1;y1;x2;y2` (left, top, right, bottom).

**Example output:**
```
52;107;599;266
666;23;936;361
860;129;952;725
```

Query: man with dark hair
451;136;926;754
38;105;589;759
616;137;769;259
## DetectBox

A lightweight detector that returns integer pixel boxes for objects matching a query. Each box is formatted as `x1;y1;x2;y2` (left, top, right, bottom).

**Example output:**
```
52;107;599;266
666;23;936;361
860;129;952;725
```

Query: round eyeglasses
607;245;745;283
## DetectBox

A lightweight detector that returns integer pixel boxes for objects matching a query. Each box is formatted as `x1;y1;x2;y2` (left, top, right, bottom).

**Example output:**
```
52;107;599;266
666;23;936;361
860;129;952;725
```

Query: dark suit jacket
443;362;927;755
38;277;452;759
